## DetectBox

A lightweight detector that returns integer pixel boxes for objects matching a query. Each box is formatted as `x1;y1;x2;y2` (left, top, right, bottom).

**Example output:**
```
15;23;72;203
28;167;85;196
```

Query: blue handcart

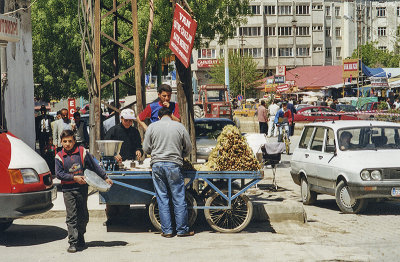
100;170;264;233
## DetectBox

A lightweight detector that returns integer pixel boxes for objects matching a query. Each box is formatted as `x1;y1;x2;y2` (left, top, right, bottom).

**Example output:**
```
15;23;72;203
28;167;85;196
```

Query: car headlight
20;168;40;184
360;170;371;180
370;170;382;181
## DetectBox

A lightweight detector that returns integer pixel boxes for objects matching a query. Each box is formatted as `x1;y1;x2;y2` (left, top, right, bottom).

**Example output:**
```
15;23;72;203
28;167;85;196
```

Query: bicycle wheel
148;191;198;231
204;192;253;233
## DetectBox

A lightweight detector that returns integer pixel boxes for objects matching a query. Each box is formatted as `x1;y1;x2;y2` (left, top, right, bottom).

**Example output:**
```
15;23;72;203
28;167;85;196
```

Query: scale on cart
96;140;123;171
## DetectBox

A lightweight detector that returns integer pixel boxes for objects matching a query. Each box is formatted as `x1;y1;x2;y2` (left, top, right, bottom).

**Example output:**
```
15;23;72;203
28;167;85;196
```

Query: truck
194;85;233;119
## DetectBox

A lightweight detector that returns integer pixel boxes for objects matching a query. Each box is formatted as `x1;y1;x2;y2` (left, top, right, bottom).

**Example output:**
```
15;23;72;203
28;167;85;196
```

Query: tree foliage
32;0;250;100
352;41;400;68
208;52;264;98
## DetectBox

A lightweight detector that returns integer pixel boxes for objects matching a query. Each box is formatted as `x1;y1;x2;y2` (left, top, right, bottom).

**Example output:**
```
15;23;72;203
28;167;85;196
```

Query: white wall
4;0;35;148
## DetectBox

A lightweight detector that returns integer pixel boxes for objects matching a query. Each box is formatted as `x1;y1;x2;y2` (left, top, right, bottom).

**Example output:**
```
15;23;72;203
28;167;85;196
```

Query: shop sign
276;84;289;93
276;65;286;76
370;77;389;88
169;3;197;68
68;99;76;120
197;59;218;68
343;59;359;78
274;75;285;84
0;15;20;42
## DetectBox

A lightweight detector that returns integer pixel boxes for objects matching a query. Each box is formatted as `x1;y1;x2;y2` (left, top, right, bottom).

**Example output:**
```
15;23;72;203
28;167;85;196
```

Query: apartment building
192;0;400;86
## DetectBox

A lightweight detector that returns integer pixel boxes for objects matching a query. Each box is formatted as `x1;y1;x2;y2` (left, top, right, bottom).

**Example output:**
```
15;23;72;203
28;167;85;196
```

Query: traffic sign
237;95;243;101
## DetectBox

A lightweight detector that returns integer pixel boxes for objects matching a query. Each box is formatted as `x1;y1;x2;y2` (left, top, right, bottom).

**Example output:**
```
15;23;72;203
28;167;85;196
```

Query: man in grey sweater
143;107;193;238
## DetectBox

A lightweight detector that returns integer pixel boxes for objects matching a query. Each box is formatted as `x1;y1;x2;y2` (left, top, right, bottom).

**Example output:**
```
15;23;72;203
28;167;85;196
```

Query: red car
294;106;358;122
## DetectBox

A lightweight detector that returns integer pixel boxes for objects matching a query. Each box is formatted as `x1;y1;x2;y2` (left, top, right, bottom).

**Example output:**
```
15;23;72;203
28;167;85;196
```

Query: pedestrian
330;100;337;110
143;107;193;238
73;112;89;148
103;108;143;226
394;98;400;110
257;100;268;135
267;99;280;137
36;105;53;156
55;129;112;253
53;108;75;152
286;101;296;136
137;84;180;130
274;102;292;142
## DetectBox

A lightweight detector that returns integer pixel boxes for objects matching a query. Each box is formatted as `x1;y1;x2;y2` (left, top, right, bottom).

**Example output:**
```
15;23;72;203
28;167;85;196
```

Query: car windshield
207;90;226;102
195;121;234;139
338;126;400;151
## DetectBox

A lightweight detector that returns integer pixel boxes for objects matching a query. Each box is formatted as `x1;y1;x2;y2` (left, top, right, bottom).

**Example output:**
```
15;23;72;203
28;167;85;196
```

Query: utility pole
240;34;245;98
113;0;120;124
356;3;363;98
0;3;6;130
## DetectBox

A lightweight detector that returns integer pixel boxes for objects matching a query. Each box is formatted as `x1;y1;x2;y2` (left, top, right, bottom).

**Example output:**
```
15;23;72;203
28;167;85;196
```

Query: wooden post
131;0;143;132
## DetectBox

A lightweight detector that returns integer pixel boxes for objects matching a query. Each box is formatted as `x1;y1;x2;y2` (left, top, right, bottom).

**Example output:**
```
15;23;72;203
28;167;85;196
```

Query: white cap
120;109;136;120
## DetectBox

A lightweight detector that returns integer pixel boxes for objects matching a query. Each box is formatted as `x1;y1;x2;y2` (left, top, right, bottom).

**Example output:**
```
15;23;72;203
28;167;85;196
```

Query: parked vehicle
291;121;400;214
335;104;358;112
195;118;236;159
0;129;57;231
194;85;232;119
294;106;358;122
357;102;387;120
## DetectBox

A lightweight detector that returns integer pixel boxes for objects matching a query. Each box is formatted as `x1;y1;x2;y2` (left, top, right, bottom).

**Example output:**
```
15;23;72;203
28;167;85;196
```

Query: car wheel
300;177;317;205
335;180;368;214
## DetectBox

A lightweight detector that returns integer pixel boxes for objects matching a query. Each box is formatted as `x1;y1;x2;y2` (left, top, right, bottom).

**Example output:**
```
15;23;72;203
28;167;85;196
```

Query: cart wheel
204;192;253;233
148;191;198;232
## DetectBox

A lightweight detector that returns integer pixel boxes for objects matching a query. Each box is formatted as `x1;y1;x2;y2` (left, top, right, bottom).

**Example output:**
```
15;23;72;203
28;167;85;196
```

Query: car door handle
319;156;323;160
305;154;309;158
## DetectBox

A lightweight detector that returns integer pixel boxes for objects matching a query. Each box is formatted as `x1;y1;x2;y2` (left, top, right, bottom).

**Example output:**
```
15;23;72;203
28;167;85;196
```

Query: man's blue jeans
151;162;189;235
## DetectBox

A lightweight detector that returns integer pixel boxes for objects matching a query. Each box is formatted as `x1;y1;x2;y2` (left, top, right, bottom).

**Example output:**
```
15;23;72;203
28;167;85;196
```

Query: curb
252;201;306;223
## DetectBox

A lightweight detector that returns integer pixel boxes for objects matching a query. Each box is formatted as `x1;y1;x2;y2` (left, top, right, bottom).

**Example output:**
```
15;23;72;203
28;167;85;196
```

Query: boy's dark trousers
63;185;89;245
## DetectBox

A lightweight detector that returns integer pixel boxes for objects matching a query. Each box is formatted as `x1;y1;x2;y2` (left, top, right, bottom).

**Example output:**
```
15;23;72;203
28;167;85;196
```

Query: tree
352;41;400;68
209;52;264;98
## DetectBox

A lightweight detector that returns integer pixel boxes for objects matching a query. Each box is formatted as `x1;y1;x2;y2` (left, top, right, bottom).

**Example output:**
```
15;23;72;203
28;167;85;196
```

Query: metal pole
131;0;143;122
0;42;7;130
113;0;120;124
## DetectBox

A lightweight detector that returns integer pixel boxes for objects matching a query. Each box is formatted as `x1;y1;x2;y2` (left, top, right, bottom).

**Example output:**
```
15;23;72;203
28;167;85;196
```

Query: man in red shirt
137;84;180;130
257;100;268;135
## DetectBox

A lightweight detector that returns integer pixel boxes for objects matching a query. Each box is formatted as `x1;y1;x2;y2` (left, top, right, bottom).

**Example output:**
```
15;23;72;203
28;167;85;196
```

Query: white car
290;120;400;214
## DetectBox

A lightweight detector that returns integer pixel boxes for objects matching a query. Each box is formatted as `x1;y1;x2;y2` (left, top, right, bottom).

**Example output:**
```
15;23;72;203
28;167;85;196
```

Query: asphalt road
2;133;400;261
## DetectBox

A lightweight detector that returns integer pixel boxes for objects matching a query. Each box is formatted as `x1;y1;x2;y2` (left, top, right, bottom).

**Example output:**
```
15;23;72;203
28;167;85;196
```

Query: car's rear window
195;121;234;138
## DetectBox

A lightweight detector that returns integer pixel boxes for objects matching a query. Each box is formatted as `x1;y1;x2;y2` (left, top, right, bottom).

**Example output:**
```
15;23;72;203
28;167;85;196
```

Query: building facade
192;0;400;86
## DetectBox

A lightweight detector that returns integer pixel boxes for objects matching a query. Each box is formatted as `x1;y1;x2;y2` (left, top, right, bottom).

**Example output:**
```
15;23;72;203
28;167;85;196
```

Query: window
265;5;276;15
243;48;262;58
378;46;387;51
310;127;325;151
313;45;323;52
366;7;370;18
312;25;323;31
312;4;323;10
335;27;341;38
198;49;216;59
266;48;276;57
278;5;292;15
296;5;309;15
278;26;292;36
278;48;293;57
326;47;331;58
378;27;386;37
299;127;313;149
397;7;400;17
325;26;331;37
325;129;336;153
335;6;340;17
239;27;261;36
325;6;331;16
296;26;310;36
265;26;276;36
367;27;371;38
377;7;386;17
250;5;261;15
296;47;310;56
336;47;341;57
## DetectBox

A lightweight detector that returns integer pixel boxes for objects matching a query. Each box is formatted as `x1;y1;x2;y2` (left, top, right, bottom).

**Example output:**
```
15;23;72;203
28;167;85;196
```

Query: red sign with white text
197;59;218;68
68;99;76;120
169;3;197;68
276;84;289;93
